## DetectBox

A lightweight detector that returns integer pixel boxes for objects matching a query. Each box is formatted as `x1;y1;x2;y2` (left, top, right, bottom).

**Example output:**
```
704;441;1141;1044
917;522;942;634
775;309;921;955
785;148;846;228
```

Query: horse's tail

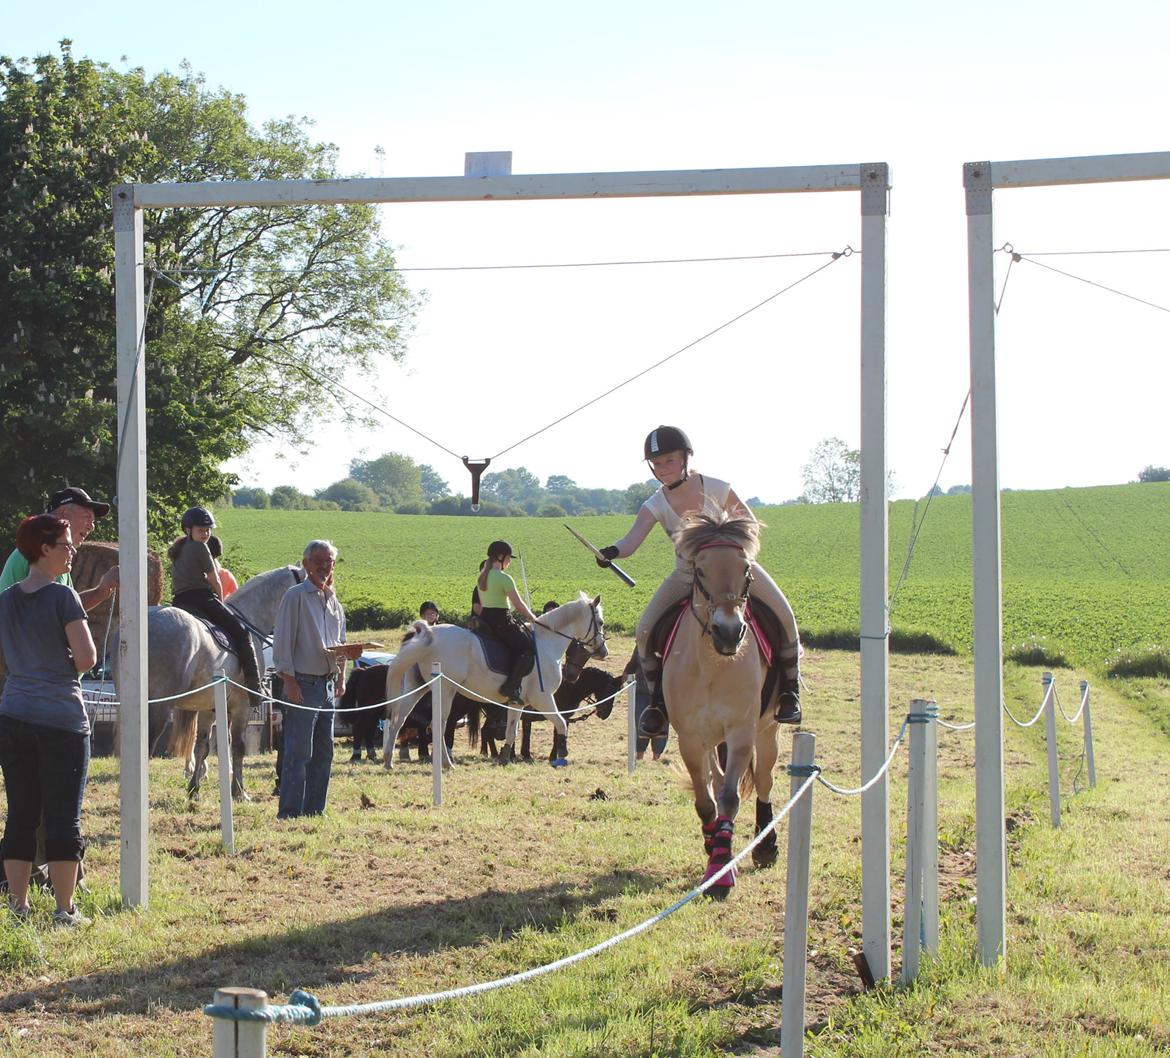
385;624;432;710
739;746;758;800
462;695;481;748
169;708;198;762
339;670;361;709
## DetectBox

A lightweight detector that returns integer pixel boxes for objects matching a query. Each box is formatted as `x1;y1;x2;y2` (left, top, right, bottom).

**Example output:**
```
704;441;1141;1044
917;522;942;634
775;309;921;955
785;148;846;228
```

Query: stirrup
775;690;801;725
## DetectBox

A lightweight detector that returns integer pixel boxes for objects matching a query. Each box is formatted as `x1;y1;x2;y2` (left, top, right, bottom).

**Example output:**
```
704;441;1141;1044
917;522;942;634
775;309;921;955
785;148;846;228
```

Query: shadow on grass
0;869;661;1018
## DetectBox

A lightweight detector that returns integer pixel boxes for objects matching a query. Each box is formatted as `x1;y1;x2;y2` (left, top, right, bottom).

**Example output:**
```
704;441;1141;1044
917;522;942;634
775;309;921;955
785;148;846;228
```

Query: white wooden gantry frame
114;154;895;976
965;149;1170;967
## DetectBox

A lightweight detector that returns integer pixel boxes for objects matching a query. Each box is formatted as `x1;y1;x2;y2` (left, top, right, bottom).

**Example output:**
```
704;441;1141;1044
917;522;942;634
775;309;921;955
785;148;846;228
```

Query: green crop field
215;481;1170;667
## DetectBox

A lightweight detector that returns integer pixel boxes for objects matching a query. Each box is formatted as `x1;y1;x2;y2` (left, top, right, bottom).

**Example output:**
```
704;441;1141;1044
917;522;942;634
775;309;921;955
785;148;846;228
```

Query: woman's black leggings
173;588;263;695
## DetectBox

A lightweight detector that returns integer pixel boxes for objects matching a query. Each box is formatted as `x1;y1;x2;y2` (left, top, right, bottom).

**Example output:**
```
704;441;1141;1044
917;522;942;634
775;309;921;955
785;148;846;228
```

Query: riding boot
775;670;801;725
499;650;532;705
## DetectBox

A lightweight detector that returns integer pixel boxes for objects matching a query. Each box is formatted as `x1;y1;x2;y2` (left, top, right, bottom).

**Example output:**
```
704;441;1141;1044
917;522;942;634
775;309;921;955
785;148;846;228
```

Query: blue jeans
0;714;90;861
277;675;335;819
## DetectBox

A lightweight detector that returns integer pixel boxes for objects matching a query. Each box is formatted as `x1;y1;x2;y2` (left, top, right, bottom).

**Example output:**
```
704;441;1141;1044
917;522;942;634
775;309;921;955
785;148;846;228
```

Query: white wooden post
211;988;268;1058
902;703;926;985
965;160;1007;966
781;731;816;1058
1080;680;1096;788
1043;672;1061;827
113;185;149;908
923;703;939;955
214;670;235;855
627;678;637;775
431;662;443;807
859;162;892;983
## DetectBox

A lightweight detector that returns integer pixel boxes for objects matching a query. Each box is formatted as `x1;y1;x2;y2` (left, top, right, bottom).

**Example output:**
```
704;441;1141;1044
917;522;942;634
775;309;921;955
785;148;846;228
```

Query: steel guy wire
155;248;845;277
888;388;971;616
1013;252;1170;314
203;771;819;1026
489;250;852;460
1011;247;1170;257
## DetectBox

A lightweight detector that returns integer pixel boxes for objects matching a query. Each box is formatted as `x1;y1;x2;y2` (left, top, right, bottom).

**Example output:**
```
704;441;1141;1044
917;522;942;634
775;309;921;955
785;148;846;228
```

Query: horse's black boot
775;679;801;725
498;679;523;705
752;799;779;868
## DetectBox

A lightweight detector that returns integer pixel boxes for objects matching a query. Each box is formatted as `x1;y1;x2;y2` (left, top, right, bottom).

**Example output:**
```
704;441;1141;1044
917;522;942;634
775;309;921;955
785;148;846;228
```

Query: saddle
174;608;235;655
471;624;536;680
648;596;786;718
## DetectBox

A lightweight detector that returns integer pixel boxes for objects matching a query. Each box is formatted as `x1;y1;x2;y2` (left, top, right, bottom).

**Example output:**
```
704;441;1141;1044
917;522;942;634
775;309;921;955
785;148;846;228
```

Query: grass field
2;645;1168;1056
216;481;1170;667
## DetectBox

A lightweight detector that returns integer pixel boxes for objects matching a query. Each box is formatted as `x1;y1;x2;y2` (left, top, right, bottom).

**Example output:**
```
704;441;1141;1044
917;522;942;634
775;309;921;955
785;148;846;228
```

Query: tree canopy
0;44;420;538
801;437;861;503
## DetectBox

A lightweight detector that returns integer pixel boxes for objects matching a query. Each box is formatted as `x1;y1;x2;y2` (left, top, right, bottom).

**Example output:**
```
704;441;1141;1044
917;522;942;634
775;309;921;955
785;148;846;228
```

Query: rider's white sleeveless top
642;475;732;544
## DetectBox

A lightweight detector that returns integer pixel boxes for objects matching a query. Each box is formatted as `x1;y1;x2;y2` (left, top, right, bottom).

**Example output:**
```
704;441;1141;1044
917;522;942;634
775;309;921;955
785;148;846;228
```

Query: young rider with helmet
167;507;263;708
475;540;540;704
596;426;802;737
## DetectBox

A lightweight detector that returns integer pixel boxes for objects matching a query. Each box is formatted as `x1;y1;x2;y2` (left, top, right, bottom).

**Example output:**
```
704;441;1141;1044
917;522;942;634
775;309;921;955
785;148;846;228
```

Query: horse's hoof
232;789;252;803
752;844;779;869
550;758;569;768
705;885;733;901
497;746;514;766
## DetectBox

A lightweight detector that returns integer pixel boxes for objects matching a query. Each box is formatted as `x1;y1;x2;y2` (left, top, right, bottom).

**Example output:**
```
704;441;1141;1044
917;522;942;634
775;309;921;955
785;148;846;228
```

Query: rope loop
288;990;325;1025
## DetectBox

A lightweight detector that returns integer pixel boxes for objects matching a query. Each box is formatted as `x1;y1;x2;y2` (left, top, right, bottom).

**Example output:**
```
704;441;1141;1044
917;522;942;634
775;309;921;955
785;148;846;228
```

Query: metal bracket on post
860;162;891;216
964;161;993;216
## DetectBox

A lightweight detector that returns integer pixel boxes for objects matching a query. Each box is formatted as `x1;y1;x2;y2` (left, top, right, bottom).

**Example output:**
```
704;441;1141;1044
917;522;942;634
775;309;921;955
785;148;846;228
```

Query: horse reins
690;541;753;640
227;565;307;647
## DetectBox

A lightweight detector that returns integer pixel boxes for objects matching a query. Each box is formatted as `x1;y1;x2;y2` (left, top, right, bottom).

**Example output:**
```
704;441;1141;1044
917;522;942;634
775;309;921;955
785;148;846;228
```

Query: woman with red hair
0;514;97;927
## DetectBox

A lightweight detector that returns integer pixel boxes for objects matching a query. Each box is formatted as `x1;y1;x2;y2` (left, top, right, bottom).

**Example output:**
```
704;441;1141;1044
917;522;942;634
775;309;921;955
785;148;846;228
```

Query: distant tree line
233;452;658;516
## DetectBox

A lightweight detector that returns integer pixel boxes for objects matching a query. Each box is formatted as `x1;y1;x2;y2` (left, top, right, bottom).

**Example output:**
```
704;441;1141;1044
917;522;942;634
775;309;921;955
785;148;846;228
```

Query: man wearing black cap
0;487;119;610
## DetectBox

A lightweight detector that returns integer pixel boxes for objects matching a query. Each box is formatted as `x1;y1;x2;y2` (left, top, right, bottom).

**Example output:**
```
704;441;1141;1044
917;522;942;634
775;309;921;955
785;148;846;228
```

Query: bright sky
11;2;1170;502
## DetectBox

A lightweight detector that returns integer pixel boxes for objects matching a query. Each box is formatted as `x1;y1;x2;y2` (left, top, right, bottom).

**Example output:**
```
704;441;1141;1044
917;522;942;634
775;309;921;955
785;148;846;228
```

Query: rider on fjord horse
595;426;802;737
475;540;540;704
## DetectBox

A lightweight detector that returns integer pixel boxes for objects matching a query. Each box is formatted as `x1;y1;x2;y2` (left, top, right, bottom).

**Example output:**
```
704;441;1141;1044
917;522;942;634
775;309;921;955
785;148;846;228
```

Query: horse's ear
592;594;601;608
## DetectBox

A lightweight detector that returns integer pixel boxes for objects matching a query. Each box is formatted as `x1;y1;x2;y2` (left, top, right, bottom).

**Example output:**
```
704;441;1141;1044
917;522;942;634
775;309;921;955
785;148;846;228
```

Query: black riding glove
595;545;620;568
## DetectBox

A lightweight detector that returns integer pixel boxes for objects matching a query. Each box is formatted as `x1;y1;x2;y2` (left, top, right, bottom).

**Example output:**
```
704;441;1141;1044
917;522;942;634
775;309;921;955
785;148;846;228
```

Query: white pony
113;564;304;799
382;593;607;767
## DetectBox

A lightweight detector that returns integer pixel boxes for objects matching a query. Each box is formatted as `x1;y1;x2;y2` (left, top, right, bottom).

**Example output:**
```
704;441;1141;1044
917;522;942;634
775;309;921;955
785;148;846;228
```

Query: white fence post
902;700;939;984
923;702;939;956
903;703;926;985
1043;672;1060;827
210;988;268;1058
1080;680;1097;788
432;663;443;807
214;670;235;855
627;678;637;775
781;731;816;1058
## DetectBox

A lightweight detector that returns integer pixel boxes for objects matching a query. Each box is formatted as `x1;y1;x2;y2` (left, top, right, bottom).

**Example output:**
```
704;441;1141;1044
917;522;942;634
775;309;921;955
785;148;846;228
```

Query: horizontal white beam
125;164;870;210
988;151;1170;189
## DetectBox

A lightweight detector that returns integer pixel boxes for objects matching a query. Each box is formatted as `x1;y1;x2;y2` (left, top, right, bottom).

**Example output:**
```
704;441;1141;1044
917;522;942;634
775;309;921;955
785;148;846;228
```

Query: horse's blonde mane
674;511;762;563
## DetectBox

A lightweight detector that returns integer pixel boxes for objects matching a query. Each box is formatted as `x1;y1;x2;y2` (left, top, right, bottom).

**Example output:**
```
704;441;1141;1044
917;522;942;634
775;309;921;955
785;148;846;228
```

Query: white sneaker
51;905;91;928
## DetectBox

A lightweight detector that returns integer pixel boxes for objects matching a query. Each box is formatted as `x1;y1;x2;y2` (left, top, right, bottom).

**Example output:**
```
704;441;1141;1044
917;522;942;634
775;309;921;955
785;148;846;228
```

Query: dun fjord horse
381;593;607;767
665;512;786;897
113;565;304;800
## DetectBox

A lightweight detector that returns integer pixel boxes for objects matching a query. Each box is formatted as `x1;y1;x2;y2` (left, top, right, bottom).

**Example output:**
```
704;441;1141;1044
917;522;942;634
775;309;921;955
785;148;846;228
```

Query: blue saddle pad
474;633;513;676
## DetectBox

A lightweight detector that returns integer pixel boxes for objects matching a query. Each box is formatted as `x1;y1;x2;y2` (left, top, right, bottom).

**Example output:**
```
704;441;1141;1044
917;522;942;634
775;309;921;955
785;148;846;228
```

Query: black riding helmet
181;506;216;531
643;425;692;461
487;540;513;561
644;426;693;489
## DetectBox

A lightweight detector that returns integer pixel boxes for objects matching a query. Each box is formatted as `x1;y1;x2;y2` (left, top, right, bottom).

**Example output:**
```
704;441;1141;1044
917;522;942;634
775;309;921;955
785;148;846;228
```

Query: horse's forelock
675;511;761;562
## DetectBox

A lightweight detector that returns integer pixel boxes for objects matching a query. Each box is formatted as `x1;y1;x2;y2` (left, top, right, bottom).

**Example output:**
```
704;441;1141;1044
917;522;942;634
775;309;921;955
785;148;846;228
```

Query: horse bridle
690;542;753;641
535;600;607;660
